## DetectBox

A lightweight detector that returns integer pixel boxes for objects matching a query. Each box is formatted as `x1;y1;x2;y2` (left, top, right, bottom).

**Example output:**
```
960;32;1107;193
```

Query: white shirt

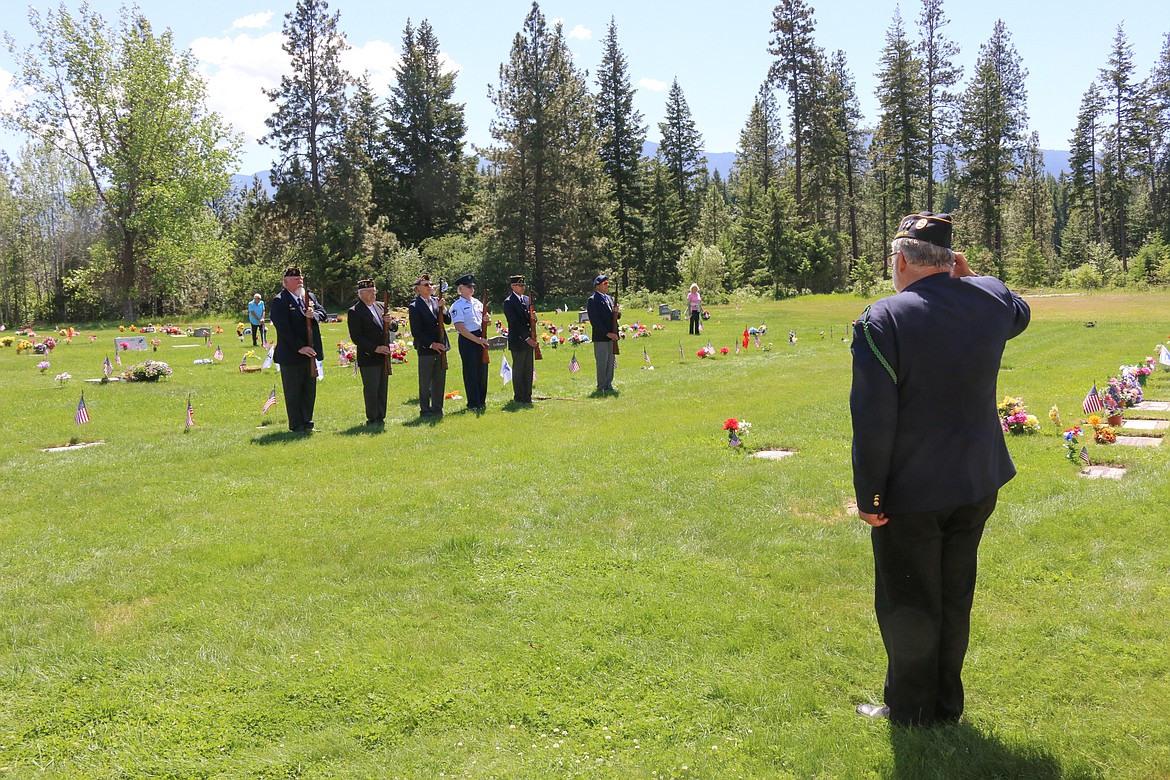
449;296;485;331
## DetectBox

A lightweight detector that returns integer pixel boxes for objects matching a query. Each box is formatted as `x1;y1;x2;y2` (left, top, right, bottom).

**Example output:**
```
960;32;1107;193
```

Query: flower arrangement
16;339;33;354
236;322;247;336
122;360;173;381
337;340;356;365
119;325;126;332
1061;426;1083;461
723;418;751;447
720;347;730;355
0;336;13;347
55;372;71;385
119;341;130;351
391;340;409;363
150;337;161;351
37;360;51;372
998;396;1040;434
43;336;57;351
1048;405;1061;428
1093;425;1116;444
88;334;98;342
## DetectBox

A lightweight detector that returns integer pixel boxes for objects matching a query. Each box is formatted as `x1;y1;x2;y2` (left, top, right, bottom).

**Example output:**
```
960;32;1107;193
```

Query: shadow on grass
251;429;307;445
587;388;620;399
402;414;444;427
336;423;386;436
501;399;534;413
887;722;1088;780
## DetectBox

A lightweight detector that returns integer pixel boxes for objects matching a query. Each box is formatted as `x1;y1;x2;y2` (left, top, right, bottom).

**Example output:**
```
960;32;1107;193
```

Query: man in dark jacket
346;279;396;426
851;212;1030;727
406;274;450;417
586;274;620;393
269;267;325;433
502;274;538;404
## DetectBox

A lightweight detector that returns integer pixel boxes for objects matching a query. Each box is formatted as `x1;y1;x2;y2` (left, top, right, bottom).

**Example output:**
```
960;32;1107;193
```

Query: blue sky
2;0;1168;176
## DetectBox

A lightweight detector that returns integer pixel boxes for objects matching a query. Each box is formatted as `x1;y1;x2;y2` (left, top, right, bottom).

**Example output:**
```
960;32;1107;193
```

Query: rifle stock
435;283;448;371
611;289;620;356
302;289;318;378
481;289;490;364
381;291;392;376
529;297;542;360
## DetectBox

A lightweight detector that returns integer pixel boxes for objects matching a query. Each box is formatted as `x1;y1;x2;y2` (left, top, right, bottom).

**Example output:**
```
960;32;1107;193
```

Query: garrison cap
413;273;431;286
283;266;303;277
357;279;375;290
894;212;953;249
593;274;609;286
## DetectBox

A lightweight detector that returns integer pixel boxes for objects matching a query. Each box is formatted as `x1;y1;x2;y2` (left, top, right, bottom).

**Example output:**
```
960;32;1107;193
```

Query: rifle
381;291;393;376
480;288;491;364
435;279;448;371
611;287;620;356
301;287;318;378
529;295;543;361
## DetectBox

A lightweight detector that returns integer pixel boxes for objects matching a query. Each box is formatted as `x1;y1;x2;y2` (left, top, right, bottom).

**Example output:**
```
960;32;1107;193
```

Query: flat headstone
172;343;201;349
1122;419;1168;431
1080;465;1126;480
1132;401;1170;411
83;377;122;383
114;335;147;351
42;441;103;452
1115;436;1163;447
750;449;796;460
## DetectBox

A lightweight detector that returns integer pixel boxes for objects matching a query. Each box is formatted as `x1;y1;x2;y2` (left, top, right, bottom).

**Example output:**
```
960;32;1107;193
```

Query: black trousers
871;491;998;726
509;344;534;403
279;359;316;432
690;309;701;335
457;332;488;409
358;363;388;424
416;352;446;414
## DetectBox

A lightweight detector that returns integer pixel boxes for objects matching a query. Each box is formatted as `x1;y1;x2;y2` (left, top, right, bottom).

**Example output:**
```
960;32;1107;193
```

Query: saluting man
502;274;537;404
269;266;325;433
346;279;397;426
586;274;620;393
406;274;450;417
850;212;1030;727
449;274;491;411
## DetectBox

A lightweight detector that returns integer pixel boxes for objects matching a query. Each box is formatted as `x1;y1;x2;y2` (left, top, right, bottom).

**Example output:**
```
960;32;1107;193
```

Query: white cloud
566;24;591;41
342;40;401;87
231;12;274;30
638;78;668;92
0;67;20;114
191;31;288;143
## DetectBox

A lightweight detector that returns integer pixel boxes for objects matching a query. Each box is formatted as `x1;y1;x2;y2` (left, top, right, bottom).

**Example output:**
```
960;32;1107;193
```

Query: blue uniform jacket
503;292;533;348
270;288;324;367
850;272;1030;514
407;295;451;355
586;291;619;343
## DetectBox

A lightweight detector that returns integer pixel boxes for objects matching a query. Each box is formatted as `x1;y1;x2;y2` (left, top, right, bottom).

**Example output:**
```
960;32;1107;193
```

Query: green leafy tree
658;79;706;240
735;83;786;193
1097;24;1148;269
7;4;239;319
767;0;820;219
1007;229;1047;287
643;158;684;291
1068;83;1106;245
916;0;962;212
872;8;927;224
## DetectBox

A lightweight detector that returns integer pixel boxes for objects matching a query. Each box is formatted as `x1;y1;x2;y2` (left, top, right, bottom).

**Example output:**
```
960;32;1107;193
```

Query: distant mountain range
233;146;1071;193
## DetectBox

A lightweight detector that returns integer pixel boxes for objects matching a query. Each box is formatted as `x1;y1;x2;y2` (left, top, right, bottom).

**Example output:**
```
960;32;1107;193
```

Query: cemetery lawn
1;290;1168;778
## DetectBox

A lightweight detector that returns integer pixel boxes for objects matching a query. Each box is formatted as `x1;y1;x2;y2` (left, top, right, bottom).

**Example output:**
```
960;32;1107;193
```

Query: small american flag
729;431;741;447
262;387;278;413
569;353;580;374
754;332;761;348
678;341;684;358
185;395;195;429
1082;384;1105;414
213;346;224;361
643;347;650;364
239;354;248;372
115;351;122;367
103;356;113;377
1079;446;1090;465
735;342;740;355
75;394;90;425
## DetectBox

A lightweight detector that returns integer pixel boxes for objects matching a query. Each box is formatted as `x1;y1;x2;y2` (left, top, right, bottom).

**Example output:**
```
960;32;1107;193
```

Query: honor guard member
586;274;620;392
347;279;397;426
270;267;326;433
449;274;491;410
502;274;537;404
407;274;450;417
850;212;1030;727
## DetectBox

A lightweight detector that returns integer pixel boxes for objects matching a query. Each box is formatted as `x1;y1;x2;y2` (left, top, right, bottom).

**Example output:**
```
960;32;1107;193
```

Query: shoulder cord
861;305;898;386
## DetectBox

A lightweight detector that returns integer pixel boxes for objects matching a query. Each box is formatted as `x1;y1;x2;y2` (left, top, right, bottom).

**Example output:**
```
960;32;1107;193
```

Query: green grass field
1;291;1168;778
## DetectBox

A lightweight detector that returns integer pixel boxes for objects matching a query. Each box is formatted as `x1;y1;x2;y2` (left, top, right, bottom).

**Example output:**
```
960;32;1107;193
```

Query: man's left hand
859;510;889;527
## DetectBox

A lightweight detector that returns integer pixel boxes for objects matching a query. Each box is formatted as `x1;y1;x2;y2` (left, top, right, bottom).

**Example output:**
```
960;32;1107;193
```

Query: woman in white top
686;283;702;335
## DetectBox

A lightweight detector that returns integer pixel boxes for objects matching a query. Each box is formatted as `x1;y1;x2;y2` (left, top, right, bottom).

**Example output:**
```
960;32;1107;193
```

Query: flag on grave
1082;383;1105;414
75;394;90;425
262;387;278;414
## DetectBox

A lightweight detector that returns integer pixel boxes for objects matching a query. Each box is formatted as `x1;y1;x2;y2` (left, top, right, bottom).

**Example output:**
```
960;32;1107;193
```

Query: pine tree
385;19;471;246
916;0;962;212
485;2;609;299
735;83;786;193
1068;83;1106;244
1098;25;1147;268
658;79;706;240
873;8;927;224
595;18;648;290
954;20;1028;271
767;0;820;220
644;159;684;291
824;51;867;268
1145;33;1170;240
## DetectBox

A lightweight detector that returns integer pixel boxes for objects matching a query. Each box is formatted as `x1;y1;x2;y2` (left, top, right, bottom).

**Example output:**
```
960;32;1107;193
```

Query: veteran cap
454;274;475;287
283;266;303;277
593;274;609;286
509;274;525;285
894;212;953;249
413;273;431;286
357;279;375;290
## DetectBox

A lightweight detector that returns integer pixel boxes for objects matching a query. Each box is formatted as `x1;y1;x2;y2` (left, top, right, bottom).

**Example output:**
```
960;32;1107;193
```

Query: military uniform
270;268;325;432
502;275;535;404
850;212;1030;726
347;280;395;425
449;274;489;410
407;278;450;416
586;274;620;392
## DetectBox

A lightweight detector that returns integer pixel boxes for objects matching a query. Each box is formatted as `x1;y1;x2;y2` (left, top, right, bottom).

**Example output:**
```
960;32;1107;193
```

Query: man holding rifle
347;279;396;426
270;266;325;433
502;274;538;405
586;274;620;393
407;274;449;418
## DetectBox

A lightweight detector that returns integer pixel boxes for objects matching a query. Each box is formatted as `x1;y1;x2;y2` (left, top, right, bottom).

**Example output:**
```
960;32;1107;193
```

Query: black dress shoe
856;703;890;719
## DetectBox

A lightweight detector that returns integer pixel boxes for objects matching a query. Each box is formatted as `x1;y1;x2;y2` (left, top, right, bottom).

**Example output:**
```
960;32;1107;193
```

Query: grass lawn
1;290;1168;778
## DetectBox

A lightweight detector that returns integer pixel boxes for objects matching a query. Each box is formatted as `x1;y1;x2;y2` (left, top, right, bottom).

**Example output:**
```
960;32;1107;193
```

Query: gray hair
892;237;954;269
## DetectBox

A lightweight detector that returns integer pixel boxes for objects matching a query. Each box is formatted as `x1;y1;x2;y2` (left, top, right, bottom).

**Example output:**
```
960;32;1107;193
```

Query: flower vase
1107;413;1123;426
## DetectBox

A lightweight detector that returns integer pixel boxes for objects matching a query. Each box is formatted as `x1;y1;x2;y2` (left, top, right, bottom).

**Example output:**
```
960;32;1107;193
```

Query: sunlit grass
1;290;1168;777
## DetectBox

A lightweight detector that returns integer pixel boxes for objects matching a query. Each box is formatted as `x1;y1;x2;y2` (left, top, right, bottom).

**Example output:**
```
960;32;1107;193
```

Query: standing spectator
850;212;1030;727
687;283;702;335
248;293;266;346
449;274;490;411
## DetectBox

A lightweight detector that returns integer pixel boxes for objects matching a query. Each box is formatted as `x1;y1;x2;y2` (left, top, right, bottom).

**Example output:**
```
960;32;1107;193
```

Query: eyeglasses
886;252;899;267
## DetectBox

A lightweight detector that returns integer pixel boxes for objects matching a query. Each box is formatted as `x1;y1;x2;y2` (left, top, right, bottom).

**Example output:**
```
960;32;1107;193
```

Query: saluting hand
951;251;977;278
